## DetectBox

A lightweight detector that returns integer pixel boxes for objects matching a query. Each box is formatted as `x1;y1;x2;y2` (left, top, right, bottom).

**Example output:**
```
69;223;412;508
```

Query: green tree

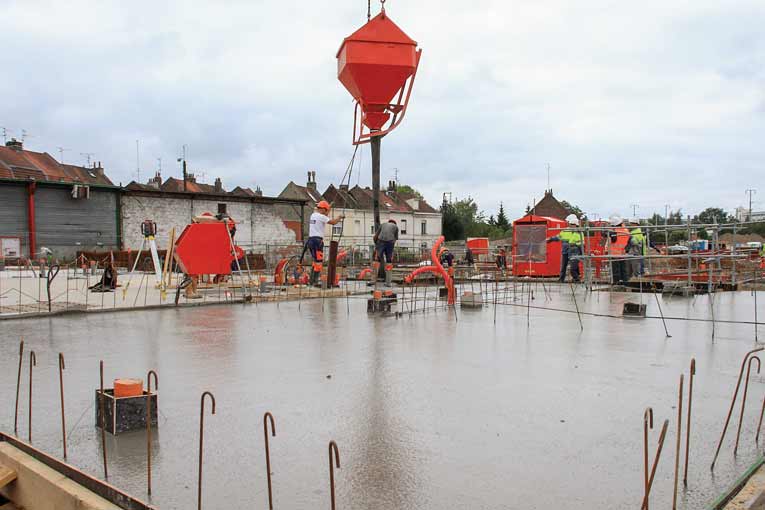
560;200;584;218
693;207;734;225
441;202;465;241
395;184;422;199
495;202;510;230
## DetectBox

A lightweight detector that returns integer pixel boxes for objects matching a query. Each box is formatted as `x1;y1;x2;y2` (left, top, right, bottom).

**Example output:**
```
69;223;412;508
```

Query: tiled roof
0;144;114;185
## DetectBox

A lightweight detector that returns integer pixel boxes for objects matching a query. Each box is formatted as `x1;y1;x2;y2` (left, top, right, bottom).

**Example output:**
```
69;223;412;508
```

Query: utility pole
664;204;670;248
630;203;639;218
745;189;756;222
136;140;141;182
547;163;551;190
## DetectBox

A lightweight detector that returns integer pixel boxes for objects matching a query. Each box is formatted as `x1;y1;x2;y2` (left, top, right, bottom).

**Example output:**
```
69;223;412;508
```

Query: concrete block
0;443;121;510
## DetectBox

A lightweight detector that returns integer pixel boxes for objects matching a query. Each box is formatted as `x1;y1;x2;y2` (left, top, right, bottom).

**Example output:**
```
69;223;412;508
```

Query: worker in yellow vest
547;214;583;283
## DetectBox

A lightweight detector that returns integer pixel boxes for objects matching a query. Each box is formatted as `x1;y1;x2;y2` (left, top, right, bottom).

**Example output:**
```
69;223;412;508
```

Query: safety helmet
565;214;580;226
629;218;640;225
609;215;623;226
317;200;331;211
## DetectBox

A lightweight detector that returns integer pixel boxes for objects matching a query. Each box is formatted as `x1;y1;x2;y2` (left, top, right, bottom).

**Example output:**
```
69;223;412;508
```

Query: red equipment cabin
512;214;567;277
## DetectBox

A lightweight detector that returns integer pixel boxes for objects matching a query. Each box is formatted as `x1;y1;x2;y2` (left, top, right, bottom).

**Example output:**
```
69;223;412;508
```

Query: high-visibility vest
559;230;583;246
630;228;647;255
609;228;630;255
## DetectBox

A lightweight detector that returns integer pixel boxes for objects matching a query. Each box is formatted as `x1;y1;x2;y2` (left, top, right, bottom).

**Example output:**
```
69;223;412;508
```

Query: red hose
403;236;455;304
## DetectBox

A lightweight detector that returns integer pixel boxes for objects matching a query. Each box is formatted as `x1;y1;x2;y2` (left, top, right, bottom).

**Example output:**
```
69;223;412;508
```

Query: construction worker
626;219;645;277
496;247;508;273
606;215;631;285
546;214;583;283
440;248;455;268
305;200;344;287
373;219;398;287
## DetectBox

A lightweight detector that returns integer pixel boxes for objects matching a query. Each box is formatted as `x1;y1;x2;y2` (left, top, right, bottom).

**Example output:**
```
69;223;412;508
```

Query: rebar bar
643;407;653;510
641;419;669;510
198;391;216;510
146;370;158;495
711;347;763;470
59;353;67;459
684;358;695;486
99;360;108;479
28;350;36;442
673;373;684;509
328;440;340;510
263;412;276;510
14;339;23;436
734;355;761;454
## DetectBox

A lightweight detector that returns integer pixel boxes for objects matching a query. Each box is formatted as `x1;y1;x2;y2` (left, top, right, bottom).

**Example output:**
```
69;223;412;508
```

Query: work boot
385;268;393;287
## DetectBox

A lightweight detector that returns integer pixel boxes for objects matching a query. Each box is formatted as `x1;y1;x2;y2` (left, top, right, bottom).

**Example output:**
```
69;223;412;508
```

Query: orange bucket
373;290;383;300
383;290;393;297
114;378;143;398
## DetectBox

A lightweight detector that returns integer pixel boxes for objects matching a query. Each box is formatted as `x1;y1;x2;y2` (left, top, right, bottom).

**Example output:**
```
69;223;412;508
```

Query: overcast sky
1;1;763;220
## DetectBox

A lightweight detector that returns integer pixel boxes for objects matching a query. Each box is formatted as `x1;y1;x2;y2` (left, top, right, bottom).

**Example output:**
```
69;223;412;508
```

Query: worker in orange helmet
303;200;344;287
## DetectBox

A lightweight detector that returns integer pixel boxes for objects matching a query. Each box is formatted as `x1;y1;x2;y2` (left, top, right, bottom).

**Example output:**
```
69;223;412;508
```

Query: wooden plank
0;464;17;489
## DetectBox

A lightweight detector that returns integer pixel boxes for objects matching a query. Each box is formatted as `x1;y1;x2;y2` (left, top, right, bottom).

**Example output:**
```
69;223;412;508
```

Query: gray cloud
1;0;763;221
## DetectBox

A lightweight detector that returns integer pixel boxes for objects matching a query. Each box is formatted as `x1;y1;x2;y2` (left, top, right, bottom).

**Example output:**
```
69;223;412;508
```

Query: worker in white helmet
605;215;631;285
546;214;583;283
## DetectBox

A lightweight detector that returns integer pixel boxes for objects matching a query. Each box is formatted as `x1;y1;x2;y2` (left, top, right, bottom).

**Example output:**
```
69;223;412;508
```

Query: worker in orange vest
606;215;631;285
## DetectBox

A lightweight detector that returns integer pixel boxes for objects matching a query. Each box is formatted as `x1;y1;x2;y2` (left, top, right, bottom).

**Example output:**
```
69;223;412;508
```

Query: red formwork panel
512;214;567;277
174;222;234;276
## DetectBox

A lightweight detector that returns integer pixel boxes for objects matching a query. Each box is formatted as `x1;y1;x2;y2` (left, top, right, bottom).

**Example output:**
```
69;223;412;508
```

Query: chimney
187;173;197;183
5;138;23;151
387;180;396;193
214;177;223;193
339;184;349;191
92;161;104;177
148;170;162;189
255;185;263;197
306;170;317;190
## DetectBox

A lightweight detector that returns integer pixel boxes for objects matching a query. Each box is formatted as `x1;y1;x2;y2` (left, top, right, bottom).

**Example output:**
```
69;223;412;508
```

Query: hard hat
609;215;623;226
565;214;580;226
629;218;640;225
317;200;331;211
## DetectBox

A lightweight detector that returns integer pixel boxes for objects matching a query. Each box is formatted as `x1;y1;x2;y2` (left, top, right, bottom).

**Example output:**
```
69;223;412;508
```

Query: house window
217;203;227;214
332;224;342;235
400;219;407;235
421;221;427;235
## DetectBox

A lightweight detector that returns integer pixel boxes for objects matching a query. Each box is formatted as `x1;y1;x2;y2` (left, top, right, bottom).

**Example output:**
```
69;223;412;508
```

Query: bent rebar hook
198;391;216;510
146;370;159;495
734;355;761;454
643;408;653;510
328;440;341;510
263;412;276;510
711;347;764;469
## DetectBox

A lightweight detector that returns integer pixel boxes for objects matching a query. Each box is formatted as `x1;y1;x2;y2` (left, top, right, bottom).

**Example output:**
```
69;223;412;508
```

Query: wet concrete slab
0;286;763;509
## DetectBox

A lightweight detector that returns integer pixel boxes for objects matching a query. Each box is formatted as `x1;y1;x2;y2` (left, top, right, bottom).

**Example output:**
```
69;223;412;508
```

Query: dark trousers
560;246;581;282
611;259;628;284
376;240;395;264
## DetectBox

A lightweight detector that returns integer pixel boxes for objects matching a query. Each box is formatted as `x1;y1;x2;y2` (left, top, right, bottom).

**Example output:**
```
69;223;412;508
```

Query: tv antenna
21;129;32;143
56;147;70;163
136;140;141;181
156;157;162;173
630;203;639;218
1;127;10;143
80;152;95;167
547;163;551;190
